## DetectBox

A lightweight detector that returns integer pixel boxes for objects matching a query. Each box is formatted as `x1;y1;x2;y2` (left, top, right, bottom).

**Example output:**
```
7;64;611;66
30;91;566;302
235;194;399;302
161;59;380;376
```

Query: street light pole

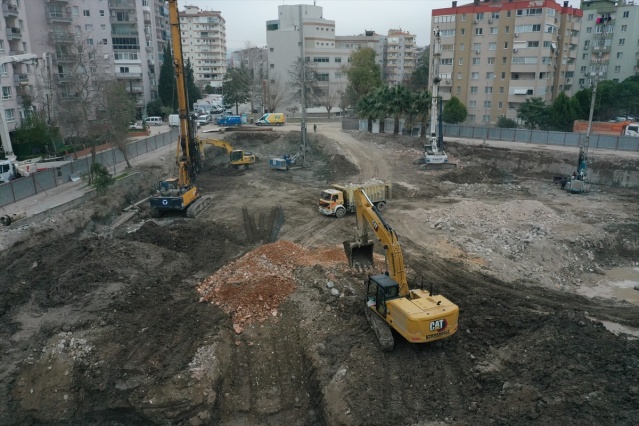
483;90;488;145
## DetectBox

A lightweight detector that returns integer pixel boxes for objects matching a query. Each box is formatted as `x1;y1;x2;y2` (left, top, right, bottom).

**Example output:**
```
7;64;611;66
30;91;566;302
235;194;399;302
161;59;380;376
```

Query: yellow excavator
344;187;459;351
149;0;211;218
200;139;257;170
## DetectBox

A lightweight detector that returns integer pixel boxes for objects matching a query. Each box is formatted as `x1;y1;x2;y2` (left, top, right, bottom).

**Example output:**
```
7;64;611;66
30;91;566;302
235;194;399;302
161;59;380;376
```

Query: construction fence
356;119;639;152
0;129;178;208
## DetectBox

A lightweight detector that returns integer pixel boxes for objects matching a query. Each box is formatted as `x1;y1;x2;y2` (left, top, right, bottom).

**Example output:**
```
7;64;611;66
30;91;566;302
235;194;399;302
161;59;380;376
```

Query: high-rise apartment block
431;0;582;124
265;5;416;111
575;0;639;88
30;0;170;116
179;5;227;91
384;29;417;85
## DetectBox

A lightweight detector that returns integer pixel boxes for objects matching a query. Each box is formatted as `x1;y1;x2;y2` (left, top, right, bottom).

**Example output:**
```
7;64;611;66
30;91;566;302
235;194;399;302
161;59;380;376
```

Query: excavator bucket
343;239;375;268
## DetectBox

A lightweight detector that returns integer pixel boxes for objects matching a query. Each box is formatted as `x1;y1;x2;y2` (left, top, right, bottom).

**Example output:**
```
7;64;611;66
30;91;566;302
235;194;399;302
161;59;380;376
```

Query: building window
488;57;495;64
0;64;7;76
471;72;479;80
2;86;11;100
499;87;504;94
586;27;592;33
457;72;462;79
460;43;464;51
459;58;463;65
485;86;493;94
619;38;625;45
486;72;495;80
317;73;329;82
467;115;476;122
100;10;105;16
498;101;503;109
5;109;15;123
471;86;478;93
484;100;492;108
587;13;594;21
617;52;623;59
472;58;480;65
469;100;477;107
491;12;499;19
491;28;498;35
483;115;490;123
461;28;465;36
476;12;484;20
441;58;453;65
580;66;586;72
83;10;90;16
504;42;509;49
489;42;496;51
313;57;329;63
615;65;621;73
623;11;629;18
621;25;627;32
457;86;461;94
0;41;3;54
475;28;483;36
335;57;341;63
269;48;274;52
85;24;93;31
270;64;274;68
119;67;130;74
87;39;93;45
335;72;342;78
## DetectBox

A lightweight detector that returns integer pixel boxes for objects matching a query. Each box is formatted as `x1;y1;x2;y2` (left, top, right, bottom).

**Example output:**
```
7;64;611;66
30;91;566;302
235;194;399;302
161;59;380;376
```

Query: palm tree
372;85;392;133
413;90;432;138
357;94;376;133
388;85;412;135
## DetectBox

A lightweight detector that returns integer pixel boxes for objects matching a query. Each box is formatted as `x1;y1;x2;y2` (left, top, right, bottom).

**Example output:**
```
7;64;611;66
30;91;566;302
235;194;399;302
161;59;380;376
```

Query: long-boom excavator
149;0;211;218
344;188;459;351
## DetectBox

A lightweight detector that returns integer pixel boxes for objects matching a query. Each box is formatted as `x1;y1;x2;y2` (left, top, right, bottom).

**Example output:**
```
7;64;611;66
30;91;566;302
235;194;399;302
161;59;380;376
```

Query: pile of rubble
197;240;347;332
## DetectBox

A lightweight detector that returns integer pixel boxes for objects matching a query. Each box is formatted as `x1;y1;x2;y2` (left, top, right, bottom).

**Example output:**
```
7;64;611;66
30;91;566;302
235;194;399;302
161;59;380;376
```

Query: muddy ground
1;124;638;425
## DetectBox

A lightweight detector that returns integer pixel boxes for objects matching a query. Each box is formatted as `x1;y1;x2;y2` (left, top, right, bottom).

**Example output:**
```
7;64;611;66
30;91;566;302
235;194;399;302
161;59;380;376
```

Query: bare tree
95;81;136;168
236;42;267;113
51;30;114;181
320;82;344;118
287;58;322;107
265;76;286;113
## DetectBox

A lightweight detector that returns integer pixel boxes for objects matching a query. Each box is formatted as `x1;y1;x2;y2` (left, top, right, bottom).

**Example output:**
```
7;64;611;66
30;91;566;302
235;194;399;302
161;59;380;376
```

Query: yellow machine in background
344;187;459;351
201;139;257;170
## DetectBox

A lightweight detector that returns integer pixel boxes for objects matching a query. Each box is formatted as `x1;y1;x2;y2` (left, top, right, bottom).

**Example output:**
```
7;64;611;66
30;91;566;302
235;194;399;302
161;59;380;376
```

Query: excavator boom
344;187;459;350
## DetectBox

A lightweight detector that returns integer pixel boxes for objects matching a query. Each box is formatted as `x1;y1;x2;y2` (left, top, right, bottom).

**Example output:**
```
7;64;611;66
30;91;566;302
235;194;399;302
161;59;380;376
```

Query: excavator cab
343;239;375;268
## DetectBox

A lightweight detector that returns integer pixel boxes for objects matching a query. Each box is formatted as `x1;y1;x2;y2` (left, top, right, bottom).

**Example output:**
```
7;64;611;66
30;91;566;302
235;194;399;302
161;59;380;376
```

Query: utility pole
298;5;308;166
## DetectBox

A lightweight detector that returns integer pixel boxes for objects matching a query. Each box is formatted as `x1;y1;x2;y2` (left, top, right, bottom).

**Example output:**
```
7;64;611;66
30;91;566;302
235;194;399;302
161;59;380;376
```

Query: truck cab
318;189;345;217
0;160;17;183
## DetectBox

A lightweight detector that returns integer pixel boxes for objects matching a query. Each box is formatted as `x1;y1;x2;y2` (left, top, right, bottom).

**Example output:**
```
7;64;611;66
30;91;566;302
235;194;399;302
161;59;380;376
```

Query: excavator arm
344;188;409;297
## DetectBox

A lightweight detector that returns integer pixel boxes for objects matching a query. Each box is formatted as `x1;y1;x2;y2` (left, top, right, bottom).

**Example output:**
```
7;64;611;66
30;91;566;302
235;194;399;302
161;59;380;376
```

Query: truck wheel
376;201;386;211
335;207;346;218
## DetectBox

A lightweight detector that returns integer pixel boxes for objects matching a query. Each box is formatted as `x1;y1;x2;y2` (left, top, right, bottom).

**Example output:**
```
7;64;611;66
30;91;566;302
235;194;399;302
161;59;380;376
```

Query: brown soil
1;124;638;425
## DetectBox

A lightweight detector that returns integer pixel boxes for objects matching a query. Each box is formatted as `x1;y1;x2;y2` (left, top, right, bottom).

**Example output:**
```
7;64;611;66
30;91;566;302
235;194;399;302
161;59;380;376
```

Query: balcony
112;29;139;36
110;15;136;24
6;27;21;40
49;32;75;44
115;72;143;79
46;11;73;24
108;0;135;9
13;73;28;85
125;85;144;94
2;3;19;18
8;50;24;56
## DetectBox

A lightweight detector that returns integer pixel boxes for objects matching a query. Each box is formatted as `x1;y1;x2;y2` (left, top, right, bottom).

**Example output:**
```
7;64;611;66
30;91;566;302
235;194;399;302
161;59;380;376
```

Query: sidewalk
1;125;176;221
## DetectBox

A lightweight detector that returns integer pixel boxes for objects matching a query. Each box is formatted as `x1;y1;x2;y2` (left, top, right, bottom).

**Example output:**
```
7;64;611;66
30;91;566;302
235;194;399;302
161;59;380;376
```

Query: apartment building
266;4;401;111
431;0;582;124
25;0;169;119
384;29;417;85
575;0;639;89
179;5;227;91
0;0;36;144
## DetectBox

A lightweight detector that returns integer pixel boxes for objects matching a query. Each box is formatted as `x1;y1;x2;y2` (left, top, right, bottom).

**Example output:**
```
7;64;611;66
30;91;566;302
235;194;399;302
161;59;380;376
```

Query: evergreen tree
442;96;467;124
517;97;549;130
222;66;251;114
549;92;577;132
185;59;201;106
158;45;177;111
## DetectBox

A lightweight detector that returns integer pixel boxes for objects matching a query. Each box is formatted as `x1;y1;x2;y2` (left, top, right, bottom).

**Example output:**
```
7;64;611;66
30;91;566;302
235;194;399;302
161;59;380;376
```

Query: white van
146;116;163;126
168;114;180;127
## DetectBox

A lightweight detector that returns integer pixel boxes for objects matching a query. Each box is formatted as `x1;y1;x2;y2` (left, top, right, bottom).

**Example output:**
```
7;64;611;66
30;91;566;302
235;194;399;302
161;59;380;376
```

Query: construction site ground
1;122;638;425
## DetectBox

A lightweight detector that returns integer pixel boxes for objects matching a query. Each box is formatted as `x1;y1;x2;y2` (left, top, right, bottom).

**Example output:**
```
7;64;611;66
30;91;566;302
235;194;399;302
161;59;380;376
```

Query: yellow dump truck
319;180;391;218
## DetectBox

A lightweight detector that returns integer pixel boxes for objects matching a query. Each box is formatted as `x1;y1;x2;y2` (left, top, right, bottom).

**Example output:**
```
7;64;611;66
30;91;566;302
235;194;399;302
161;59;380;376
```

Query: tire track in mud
318;123;391;181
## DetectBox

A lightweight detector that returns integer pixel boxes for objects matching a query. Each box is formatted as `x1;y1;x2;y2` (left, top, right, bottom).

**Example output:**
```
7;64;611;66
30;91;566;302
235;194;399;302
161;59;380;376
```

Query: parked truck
216;115;242;126
256;113;285;126
319;180;392;218
573;120;639;137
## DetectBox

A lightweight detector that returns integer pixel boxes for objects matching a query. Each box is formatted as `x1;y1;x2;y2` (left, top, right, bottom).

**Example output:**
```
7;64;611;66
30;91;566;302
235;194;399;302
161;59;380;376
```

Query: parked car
168;114;180;127
197;114;211;125
608;115;637;122
129;121;144;130
146;116;163;126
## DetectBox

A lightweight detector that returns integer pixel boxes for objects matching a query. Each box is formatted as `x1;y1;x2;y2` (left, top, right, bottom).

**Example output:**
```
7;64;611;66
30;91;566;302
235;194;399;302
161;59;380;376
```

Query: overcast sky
184;0;582;52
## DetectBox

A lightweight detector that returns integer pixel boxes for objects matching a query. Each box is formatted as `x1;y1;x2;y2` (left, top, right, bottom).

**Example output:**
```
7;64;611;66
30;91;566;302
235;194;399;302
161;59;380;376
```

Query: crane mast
430;28;442;155
168;0;199;187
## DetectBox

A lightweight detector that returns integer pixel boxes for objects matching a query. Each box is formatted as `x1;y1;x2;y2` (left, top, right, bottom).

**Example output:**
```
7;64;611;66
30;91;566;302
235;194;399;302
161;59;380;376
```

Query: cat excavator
201;139;257;170
344;187;459;351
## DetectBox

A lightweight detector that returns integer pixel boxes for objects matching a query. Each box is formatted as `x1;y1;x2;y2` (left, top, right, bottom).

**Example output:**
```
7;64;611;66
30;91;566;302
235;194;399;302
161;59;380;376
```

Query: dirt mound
197;240;346;328
441;163;512;184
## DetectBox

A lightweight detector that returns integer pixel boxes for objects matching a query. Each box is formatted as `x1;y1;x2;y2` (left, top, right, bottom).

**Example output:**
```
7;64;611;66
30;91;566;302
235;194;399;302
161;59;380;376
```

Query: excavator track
365;307;394;352
419;163;457;171
186;195;213;218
